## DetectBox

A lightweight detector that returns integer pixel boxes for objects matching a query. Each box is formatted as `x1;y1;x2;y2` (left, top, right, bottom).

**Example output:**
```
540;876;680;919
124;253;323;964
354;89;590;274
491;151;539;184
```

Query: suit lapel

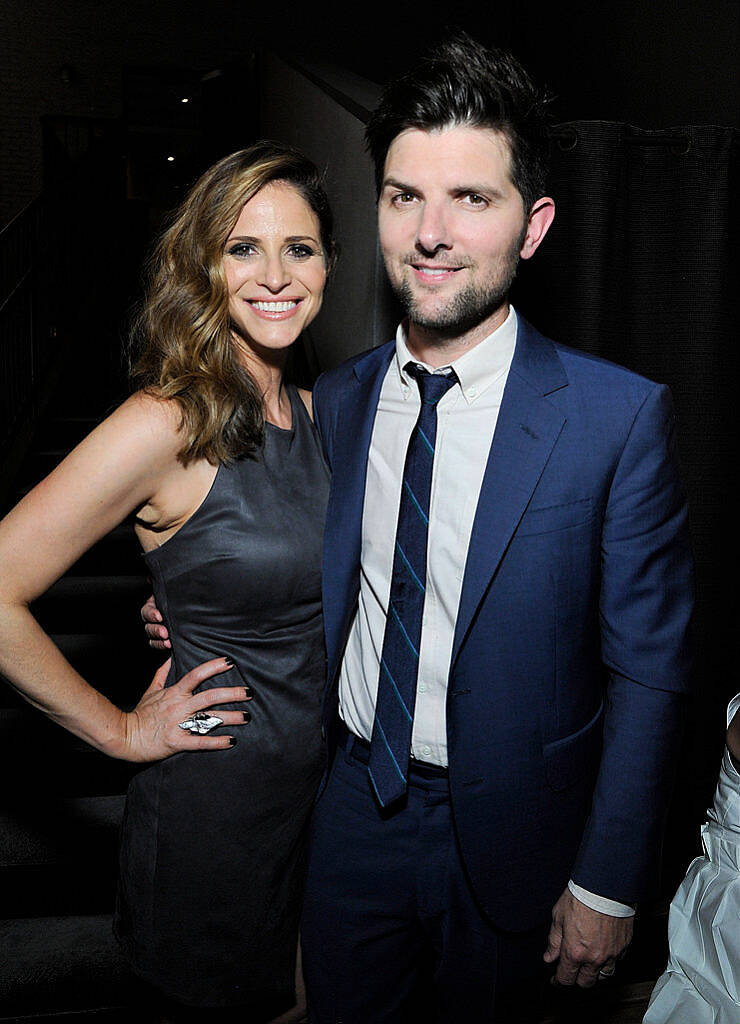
451;320;568;667
322;342;395;682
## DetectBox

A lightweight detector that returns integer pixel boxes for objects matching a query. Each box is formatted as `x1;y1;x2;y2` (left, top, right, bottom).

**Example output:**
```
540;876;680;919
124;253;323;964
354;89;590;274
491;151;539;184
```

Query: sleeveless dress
644;694;740;1024
114;385;330;1010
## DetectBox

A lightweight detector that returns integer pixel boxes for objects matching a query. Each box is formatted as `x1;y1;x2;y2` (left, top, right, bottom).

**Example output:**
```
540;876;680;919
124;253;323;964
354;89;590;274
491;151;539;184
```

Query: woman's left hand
117;656;251;761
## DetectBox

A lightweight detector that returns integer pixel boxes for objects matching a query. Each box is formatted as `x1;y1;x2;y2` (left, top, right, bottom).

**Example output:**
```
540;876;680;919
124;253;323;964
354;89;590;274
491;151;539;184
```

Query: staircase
0;372;162;1020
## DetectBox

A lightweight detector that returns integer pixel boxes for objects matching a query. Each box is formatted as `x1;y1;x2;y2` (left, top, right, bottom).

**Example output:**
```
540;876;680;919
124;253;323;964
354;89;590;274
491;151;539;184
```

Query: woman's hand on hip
119;657;251;761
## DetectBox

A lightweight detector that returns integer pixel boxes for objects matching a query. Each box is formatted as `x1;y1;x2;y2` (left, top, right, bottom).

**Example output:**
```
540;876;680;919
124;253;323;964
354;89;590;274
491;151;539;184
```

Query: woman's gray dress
114;386;329;1009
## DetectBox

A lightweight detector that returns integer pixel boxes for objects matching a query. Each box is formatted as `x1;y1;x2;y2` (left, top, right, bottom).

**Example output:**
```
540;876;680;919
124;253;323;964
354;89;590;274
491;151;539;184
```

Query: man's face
378;125;537;345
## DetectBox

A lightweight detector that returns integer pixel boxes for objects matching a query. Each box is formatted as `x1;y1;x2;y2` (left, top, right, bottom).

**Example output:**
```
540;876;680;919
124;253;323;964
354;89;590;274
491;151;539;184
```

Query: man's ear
520;197;555;260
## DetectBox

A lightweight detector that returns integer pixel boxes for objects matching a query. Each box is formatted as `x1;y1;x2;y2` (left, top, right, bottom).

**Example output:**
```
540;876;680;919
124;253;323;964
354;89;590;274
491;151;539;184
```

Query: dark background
1;0;738;224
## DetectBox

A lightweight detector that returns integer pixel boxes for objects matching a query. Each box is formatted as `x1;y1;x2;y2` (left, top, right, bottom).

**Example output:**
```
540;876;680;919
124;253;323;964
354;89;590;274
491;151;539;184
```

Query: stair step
32;575;151;633
537;981;655;1024
0;632;165;712
0;706;140;795
0;796;124;917
0;914;133;1017
14;449;69;489
54;633;163;698
68;524;144;577
6;415;101;498
35;415;102;451
0;504;142;574
0;794;124;868
45;378;125;418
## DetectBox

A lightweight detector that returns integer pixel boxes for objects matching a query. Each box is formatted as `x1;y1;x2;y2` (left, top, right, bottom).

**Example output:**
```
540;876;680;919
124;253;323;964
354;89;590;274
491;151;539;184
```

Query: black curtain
514;121;740;895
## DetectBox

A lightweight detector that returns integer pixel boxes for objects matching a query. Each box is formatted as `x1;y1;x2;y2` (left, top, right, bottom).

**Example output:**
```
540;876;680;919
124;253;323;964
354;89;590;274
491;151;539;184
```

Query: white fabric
644;694;740;1023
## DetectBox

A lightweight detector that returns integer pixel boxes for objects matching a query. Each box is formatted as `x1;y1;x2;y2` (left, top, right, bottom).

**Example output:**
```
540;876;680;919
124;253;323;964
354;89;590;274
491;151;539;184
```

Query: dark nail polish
244;686;253;698
228;737;237;747
242;711;251;723
224;656;234;666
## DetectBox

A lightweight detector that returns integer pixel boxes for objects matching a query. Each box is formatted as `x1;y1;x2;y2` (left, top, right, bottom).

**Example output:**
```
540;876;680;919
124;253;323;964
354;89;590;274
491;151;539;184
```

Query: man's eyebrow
382;177;507;201
382;177;417;192
451;184;507;201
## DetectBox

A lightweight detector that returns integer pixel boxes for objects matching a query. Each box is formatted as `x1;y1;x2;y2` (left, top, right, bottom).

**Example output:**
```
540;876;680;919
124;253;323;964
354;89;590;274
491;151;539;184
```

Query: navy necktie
368;363;459;807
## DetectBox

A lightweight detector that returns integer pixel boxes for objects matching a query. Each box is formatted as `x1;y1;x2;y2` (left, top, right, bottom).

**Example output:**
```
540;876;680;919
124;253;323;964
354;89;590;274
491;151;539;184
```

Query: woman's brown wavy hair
129;142;335;464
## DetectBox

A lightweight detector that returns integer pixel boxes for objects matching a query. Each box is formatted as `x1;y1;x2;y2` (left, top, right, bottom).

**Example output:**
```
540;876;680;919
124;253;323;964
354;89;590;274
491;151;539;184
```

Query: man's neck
405;302;511;368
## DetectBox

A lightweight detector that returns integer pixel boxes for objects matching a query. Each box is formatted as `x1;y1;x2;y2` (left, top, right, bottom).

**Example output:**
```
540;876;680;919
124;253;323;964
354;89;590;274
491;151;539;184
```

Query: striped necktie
368;363;459;807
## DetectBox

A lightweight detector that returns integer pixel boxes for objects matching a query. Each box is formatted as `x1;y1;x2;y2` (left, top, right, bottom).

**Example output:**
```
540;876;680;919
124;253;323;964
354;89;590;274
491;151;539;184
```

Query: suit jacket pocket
543;700;604;792
516;497;592;537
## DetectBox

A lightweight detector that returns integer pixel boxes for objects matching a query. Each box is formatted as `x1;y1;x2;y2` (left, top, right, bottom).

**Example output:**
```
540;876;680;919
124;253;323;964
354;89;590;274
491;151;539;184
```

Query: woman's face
223;181;327;362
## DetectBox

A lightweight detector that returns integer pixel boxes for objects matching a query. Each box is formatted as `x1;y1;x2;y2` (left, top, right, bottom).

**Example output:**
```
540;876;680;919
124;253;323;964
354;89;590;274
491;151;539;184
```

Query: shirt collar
394;306;518;404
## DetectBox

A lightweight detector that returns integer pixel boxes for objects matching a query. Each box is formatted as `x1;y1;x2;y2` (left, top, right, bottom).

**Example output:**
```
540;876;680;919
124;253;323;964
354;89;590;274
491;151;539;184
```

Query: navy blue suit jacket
312;317;694;931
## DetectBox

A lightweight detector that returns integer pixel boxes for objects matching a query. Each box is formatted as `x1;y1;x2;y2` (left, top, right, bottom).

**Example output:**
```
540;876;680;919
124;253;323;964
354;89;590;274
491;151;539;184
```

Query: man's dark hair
365;32;551;213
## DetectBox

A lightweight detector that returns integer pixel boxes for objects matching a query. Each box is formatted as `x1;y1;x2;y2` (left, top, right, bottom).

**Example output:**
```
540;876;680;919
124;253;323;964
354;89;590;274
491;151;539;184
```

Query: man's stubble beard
389;234;524;343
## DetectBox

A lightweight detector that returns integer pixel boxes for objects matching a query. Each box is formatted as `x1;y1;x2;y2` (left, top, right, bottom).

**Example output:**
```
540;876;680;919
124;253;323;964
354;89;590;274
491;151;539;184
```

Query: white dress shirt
339;306;516;763
338;306;634;918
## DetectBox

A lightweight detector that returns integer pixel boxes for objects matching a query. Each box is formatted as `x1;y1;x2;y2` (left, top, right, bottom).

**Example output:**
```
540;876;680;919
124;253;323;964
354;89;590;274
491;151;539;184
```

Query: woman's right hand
141;594;171;650
119;657;251;761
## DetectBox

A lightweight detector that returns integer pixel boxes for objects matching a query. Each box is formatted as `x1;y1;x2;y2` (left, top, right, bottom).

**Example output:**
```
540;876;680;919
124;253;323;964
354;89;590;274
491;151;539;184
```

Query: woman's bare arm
0;393;247;760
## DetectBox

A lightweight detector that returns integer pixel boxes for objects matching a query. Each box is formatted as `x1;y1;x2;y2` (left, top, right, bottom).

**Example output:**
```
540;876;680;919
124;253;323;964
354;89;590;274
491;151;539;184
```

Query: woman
0;143;335;1019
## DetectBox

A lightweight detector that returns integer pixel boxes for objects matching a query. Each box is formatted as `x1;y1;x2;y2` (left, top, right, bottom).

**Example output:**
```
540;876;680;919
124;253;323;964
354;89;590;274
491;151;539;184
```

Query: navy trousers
301;728;551;1023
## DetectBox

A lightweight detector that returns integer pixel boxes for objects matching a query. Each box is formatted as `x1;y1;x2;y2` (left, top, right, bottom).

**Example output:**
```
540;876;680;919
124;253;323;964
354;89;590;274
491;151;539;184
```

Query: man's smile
408;261;466;284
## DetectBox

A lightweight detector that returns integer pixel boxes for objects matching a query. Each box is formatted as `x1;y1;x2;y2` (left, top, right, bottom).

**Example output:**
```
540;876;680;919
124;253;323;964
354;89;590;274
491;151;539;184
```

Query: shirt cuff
568;880;636;918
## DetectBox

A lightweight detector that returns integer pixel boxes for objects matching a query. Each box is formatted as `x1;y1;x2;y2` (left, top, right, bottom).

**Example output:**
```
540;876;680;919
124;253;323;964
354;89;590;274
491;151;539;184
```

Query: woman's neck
261;378;292;429
234;339;291;429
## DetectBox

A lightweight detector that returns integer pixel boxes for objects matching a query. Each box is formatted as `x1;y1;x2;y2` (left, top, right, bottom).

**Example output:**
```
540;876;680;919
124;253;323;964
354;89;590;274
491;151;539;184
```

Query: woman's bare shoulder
117;390;182;435
87;391;184;463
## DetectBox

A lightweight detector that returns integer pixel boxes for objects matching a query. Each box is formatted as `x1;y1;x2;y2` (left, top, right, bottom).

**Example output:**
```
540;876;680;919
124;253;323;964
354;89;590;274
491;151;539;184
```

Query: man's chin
392;273;514;340
404;298;510;342
406;302;458;332
397;288;467;332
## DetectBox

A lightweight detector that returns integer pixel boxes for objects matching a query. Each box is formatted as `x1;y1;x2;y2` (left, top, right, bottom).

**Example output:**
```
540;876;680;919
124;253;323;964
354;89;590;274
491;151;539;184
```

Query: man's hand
141;594;171;650
543;887;633;987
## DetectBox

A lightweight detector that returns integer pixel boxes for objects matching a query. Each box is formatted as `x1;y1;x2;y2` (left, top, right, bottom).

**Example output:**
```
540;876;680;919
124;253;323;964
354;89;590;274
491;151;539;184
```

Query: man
144;33;693;1023
299;33;693;1023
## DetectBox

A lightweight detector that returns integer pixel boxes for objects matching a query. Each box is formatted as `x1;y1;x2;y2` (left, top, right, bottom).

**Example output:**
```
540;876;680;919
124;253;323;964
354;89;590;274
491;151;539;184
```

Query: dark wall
2;1;738;226
278;1;739;128
510;1;740;129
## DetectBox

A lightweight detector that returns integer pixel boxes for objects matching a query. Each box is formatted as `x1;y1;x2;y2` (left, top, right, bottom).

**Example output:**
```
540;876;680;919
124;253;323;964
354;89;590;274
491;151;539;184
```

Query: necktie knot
406;363;458;406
